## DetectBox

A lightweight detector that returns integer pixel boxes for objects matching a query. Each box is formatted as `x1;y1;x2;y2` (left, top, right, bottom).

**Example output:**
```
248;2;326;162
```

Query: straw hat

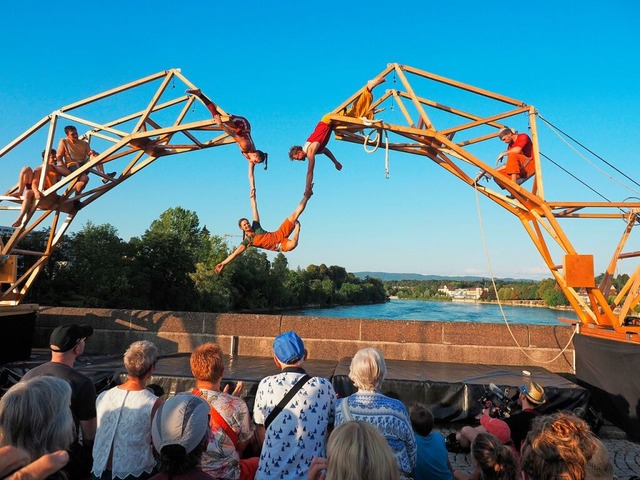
520;381;546;405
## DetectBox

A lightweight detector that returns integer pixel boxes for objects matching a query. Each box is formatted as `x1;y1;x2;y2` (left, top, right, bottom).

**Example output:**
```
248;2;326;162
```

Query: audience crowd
0;324;629;480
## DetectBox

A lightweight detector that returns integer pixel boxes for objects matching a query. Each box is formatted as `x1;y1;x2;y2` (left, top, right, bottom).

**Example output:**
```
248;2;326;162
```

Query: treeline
385;279;561;303
17;207;387;312
385;275;631;307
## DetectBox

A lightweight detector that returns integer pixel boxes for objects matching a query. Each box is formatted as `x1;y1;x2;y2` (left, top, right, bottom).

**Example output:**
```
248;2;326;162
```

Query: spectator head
585;438;614;480
326;420;400;480
190;343;224;383
520;381;546;406
0;376;74;461
349;348;386;391
64;125;78;135
472;432;519;480
410;403;434;437
49;324;93;356
521;411;597;480
124;340;158;379
480;415;512;445
273;331;306;366
152;394;210;476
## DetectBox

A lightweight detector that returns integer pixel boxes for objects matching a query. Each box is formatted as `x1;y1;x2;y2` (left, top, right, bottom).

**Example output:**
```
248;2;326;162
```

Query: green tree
190;235;235;312
66;222;132;307
147;207;209;264
132;228;197;311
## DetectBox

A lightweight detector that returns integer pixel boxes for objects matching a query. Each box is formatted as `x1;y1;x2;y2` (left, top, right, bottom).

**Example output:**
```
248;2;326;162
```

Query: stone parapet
35;307;576;373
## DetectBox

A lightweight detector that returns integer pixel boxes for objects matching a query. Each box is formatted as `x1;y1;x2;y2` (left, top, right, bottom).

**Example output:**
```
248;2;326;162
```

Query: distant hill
354;272;533;282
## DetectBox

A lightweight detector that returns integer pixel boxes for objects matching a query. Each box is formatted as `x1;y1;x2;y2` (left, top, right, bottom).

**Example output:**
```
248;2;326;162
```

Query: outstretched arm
305;145;317;198
215;244;248;274
250;186;260;222
248;162;256;193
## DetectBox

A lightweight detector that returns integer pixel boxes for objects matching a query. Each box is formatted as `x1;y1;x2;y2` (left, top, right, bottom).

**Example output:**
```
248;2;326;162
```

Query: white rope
362;120;390;178
472;180;577;364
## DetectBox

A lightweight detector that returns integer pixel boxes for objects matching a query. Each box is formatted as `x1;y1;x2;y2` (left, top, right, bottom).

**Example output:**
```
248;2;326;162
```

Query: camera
478;383;518;419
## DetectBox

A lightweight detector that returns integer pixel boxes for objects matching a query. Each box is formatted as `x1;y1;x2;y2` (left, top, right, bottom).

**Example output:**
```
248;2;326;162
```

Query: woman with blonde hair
92;340;163;480
307;421;400;480
334;348;416;479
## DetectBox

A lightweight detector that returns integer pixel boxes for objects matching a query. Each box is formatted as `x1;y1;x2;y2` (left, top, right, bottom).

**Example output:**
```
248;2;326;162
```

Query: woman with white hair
0;375;75;469
92;340;163;480
335;348;416;480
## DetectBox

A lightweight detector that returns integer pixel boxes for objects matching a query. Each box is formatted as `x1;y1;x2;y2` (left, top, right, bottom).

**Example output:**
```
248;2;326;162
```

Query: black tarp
574;333;640;440
333;358;589;422
2;352;589;423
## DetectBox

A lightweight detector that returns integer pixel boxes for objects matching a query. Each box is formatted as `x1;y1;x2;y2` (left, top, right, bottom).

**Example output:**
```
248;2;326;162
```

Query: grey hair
124;340;158;377
0;376;74;460
349;348;387;391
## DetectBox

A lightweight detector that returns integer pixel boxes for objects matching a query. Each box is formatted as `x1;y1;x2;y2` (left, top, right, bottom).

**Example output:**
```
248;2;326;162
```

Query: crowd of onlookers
0;324;633;480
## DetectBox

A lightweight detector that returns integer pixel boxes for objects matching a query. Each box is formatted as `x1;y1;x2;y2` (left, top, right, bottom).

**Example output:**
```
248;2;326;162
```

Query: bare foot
367;77;386;91
12;218;23;228
334;161;343;171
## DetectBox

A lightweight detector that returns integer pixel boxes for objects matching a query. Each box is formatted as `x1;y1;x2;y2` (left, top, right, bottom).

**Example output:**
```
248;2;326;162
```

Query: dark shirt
21;361;97;422
505;408;540;450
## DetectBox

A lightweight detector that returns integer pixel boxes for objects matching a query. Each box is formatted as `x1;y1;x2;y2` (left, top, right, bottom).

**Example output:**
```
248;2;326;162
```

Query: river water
291;299;576;326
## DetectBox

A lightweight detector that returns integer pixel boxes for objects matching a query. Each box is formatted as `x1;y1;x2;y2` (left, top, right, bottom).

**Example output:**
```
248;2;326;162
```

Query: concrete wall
35;306;576;373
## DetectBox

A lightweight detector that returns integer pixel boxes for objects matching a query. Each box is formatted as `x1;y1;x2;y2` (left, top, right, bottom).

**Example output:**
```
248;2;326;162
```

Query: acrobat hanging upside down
288;77;385;198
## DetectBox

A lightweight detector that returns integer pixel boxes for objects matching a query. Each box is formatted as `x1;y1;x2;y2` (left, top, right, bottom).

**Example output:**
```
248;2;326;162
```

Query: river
291;299;576;326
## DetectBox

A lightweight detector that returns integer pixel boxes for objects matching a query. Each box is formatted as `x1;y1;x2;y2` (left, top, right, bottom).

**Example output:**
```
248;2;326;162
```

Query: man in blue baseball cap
253;331;336;480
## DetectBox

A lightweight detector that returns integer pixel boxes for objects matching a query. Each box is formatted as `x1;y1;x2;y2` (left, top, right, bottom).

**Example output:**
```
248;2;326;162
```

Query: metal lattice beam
0;69;231;305
329;63;640;343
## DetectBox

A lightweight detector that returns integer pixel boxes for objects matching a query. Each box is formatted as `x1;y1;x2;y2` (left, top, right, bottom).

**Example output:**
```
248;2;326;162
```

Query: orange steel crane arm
329;63;640;344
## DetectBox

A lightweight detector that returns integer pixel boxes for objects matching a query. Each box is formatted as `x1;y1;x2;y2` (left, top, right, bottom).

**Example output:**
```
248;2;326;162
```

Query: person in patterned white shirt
189;343;258;480
253;331;336;480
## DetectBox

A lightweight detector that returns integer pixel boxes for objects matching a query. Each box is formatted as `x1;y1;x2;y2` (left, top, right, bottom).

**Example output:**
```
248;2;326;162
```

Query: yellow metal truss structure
0;69;231;306
329;63;640;344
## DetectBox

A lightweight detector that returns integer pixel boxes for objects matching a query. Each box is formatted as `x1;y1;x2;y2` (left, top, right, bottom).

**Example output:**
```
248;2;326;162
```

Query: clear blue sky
1;0;639;280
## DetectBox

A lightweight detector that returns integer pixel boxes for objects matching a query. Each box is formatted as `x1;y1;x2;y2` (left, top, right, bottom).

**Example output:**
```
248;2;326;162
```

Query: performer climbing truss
0;69;233;305
328;63;640;344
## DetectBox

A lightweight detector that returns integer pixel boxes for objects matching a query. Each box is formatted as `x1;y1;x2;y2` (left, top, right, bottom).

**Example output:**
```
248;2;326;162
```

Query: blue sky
1;0;639;280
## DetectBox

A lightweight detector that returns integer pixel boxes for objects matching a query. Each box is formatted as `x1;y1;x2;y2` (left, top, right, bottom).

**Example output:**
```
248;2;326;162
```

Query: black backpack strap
264;374;311;430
